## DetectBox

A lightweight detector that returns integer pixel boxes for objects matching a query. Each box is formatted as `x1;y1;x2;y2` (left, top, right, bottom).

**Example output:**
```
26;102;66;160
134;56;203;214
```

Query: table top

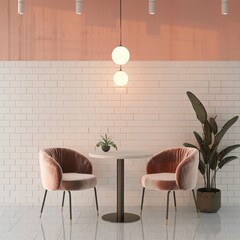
89;150;153;160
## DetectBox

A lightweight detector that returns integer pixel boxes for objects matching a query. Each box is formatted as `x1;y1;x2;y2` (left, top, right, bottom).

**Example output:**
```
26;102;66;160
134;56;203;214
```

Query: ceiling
1;0;240;60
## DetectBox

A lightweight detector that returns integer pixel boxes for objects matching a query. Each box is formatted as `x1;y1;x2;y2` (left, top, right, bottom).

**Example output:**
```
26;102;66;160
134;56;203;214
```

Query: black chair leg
94;187;99;216
166;191;171;224
192;189;199;216
173;191;177;212
40;190;48;218
68;191;72;224
140;187;145;216
61;191;65;211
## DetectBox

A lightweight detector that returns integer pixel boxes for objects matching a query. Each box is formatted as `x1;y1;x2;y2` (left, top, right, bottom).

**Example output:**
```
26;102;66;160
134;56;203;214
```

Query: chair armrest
176;149;199;190
39;151;63;190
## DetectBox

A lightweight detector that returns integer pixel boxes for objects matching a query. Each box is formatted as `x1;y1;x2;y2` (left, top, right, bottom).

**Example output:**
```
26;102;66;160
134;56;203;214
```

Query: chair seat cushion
142;173;178;191
60;173;97;191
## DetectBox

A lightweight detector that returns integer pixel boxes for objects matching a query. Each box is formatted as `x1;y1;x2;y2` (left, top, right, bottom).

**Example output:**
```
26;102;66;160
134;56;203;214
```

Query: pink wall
1;0;240;60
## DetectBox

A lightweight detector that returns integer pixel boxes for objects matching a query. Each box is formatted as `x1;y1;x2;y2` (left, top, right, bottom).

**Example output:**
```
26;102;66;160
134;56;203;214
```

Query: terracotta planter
197;188;221;213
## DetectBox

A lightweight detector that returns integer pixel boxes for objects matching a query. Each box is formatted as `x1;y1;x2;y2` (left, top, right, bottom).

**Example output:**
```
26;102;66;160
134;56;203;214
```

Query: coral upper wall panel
1;0;240;60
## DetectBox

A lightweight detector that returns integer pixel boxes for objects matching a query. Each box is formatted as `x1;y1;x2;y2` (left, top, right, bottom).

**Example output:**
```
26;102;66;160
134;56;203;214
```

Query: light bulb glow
113;70;128;86
112;46;130;65
18;0;24;15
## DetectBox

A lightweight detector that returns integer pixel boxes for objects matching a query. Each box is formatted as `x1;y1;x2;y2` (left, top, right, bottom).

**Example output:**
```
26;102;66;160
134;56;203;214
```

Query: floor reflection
165;214;176;240
61;213;72;240
141;215;177;240
35;206;240;240
194;212;221;239
39;206;200;240
40;212;99;240
140;210;199;240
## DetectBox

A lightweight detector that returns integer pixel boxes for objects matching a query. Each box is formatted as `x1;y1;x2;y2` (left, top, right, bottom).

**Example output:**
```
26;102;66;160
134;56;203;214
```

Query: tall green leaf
210;151;218;170
193;131;208;163
218;156;238;169
193;131;203;147
218;144;240;161
204;144;211;164
209;116;218;134
198;160;205;175
212;116;239;150
203;120;212;145
186;91;207;124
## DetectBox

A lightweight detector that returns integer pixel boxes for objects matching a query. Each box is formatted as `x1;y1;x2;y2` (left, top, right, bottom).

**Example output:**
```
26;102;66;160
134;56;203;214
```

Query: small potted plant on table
184;91;240;213
96;134;117;152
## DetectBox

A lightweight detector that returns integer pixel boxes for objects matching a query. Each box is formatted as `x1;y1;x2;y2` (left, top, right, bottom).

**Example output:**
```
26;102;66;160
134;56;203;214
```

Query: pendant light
18;0;25;15
112;46;130;65
76;0;83;14
149;0;155;15
112;0;130;65
221;0;228;15
113;68;129;87
112;0;129;86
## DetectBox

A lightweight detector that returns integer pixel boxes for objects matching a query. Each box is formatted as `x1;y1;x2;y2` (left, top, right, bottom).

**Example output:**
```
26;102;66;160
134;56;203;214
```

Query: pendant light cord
120;0;122;46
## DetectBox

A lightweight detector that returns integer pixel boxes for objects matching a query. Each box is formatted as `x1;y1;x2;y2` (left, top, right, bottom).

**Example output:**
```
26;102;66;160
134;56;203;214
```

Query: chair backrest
146;147;194;174
146;147;199;190
39;148;93;190
43;148;92;174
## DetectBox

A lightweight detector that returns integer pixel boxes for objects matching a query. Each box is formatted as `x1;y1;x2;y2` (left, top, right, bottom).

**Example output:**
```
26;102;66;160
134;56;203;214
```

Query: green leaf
183;143;199;150
111;143;118;150
209;116;218;134
193;131;208;163
193;131;203;147
198;160;205;175
210;151;218;170
203;120;212;145
218;156;238;169
212;116;239;150
96;141;101;147
218;144;240;161
186;91;207;124
100;135;106;143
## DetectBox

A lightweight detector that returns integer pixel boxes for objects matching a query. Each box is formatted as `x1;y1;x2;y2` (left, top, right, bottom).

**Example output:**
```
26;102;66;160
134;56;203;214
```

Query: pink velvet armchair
141;147;199;222
39;148;98;223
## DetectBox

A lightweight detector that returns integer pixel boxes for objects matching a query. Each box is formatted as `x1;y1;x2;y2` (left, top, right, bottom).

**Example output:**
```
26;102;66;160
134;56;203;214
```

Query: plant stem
206;163;210;189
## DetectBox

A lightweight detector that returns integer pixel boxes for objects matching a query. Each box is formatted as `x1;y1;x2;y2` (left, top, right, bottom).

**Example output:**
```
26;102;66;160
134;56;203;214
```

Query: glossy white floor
0;205;240;240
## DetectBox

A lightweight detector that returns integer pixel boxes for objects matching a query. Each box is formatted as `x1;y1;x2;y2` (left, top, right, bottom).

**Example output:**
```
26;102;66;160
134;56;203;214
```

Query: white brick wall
0;61;240;207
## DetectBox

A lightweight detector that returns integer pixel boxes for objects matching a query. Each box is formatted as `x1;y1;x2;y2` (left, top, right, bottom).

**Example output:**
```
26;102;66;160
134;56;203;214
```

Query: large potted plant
184;91;240;213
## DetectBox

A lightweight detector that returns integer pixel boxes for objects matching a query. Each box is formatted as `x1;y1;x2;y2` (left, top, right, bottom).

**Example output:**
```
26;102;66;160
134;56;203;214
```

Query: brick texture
0;61;240;207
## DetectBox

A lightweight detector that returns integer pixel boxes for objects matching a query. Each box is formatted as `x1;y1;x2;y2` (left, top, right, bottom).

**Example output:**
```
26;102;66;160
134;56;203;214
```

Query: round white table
89;151;152;223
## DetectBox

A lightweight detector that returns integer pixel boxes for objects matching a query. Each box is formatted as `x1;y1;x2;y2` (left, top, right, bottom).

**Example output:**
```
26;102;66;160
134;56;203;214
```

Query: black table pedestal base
102;213;140;223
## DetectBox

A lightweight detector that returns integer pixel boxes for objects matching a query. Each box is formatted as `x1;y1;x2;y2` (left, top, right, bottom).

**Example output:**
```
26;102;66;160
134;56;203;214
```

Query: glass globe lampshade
112;46;130;65
113;70;128;86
